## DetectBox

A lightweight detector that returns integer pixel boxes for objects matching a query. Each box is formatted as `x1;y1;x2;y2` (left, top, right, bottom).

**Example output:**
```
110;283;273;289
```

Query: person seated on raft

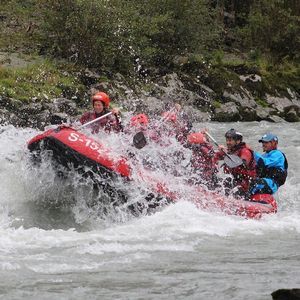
126;113;162;148
127;113;156;138
126;113;168;170
160;103;192;144
186;131;218;189
128;112;187;174
248;133;288;196
129;104;191;149
214;129;256;197
80;91;122;134
155;103;194;172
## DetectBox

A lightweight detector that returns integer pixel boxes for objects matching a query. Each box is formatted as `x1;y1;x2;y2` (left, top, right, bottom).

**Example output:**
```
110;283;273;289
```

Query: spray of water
0;120;299;235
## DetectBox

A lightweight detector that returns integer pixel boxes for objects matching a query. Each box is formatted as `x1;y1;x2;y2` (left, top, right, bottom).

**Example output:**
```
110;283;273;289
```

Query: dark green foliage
1;0;299;88
237;0;300;61
132;1;220;62
38;0;134;71
35;0;220;73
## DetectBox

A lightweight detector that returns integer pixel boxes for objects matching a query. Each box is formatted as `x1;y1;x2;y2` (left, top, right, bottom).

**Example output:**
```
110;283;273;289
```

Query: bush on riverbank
35;0;220;73
1;0;299;78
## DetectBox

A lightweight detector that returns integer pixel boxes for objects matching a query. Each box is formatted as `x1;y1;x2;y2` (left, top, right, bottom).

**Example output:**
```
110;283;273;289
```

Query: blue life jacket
254;149;288;187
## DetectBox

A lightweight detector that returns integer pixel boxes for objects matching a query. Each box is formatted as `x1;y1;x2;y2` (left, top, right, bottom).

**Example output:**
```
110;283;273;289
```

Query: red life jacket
224;143;256;191
190;143;218;181
161;110;191;145
80;110;122;133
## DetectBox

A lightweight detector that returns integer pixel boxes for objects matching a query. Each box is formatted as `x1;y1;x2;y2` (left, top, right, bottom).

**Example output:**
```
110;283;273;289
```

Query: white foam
0;122;299;254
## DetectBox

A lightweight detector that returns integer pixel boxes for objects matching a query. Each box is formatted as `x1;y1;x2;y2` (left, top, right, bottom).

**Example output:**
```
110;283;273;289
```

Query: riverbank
1;52;300;129
1;1;299;128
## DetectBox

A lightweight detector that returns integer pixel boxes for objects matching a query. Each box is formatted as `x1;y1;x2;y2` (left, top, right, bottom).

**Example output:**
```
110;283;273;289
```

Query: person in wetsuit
80;92;122;133
215;129;256;197
249;133;288;195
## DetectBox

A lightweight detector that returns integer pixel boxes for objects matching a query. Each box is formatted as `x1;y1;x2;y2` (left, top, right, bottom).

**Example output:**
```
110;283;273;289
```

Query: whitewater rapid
0;122;299;299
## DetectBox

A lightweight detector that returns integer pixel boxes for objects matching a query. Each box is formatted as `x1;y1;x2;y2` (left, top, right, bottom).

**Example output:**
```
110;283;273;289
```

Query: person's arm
214;144;226;160
199;144;215;158
212;150;224;165
114;114;123;132
106;110;123;132
227;148;254;177
80;112;91;125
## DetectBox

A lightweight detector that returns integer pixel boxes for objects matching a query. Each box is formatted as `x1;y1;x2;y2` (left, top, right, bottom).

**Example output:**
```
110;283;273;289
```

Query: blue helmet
258;133;278;143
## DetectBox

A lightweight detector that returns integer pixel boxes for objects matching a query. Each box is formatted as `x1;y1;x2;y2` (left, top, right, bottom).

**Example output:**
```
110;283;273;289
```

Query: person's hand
59;122;72;129
201;128;208;134
218;145;226;152
112;107;120;115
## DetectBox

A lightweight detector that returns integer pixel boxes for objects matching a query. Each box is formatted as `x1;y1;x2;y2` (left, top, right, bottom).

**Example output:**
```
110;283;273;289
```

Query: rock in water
272;289;300;300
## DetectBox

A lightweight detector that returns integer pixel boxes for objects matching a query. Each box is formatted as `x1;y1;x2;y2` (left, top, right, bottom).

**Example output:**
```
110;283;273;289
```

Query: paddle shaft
77;112;113;130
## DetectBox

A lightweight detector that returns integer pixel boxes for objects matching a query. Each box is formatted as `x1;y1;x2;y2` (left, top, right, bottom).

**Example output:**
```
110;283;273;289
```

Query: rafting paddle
204;131;244;168
132;107;178;149
77;112;113;130
133;131;147;149
223;154;244;168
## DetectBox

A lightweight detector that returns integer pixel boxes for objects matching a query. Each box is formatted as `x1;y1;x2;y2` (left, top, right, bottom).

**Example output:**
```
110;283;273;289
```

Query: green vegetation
264;61;300;93
0;59;84;101
0;0;40;51
0;0;299;100
35;0;220;72
212;100;222;109
255;98;268;108
237;0;300;62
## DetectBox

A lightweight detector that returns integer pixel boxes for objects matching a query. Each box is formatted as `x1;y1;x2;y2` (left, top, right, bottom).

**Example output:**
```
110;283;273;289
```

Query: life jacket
162;110;191;145
256;151;288;187
224;143;256;179
80;110;122;133
189;143;218;181
223;143;256;193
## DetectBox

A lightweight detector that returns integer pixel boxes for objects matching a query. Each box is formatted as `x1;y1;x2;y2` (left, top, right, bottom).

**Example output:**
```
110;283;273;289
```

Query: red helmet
187;132;206;144
130;114;149;127
161;111;177;122
92;92;110;108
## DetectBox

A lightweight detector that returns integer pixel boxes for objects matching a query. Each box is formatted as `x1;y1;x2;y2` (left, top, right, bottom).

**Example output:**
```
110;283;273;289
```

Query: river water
0;122;299;300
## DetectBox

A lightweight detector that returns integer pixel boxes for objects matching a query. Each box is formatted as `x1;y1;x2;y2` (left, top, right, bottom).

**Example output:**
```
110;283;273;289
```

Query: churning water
0;122;299;300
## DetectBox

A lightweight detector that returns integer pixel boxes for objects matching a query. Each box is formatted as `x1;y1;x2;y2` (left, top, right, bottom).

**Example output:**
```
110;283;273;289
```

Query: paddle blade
224;154;244;168
133;131;147;149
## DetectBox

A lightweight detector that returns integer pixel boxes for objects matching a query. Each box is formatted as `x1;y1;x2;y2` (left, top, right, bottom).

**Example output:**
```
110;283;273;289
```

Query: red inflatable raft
27;126;277;219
